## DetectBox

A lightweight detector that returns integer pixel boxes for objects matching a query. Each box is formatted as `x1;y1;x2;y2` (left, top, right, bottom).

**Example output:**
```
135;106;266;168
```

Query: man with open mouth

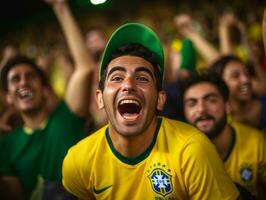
62;22;240;199
0;5;95;197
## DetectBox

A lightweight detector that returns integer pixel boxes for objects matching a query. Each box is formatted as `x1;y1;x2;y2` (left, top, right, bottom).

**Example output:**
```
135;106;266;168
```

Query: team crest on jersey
147;163;173;197
240;164;253;182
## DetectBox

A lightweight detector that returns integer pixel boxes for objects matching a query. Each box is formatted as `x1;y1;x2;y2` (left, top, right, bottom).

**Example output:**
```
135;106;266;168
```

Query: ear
96;89;104;109
156;91;166;111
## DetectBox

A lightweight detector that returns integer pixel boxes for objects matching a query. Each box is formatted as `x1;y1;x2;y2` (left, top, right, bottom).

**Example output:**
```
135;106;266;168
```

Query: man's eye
136;76;148;82
111;76;123;82
230;72;240;79
10;76;20;83
207;97;217;103
185;101;196;108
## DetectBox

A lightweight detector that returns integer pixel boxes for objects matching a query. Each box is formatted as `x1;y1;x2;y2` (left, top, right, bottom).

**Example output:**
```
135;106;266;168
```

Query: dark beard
206;114;227;140
193;113;227;140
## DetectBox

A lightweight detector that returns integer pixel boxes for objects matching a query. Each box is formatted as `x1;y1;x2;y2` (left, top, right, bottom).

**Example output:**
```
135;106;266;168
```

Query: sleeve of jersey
259;134;266;186
62;147;93;200
180;133;240;200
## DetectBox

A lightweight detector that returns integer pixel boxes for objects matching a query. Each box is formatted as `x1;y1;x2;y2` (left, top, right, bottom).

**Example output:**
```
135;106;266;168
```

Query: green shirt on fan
0;101;86;199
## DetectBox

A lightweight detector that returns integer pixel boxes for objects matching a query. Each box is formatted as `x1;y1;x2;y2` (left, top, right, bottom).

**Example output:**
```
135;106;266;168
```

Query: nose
122;75;136;92
19;75;29;86
196;100;207;114
240;73;250;84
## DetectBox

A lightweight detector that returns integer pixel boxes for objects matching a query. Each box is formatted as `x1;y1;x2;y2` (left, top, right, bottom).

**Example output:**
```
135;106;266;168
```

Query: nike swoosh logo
93;185;112;194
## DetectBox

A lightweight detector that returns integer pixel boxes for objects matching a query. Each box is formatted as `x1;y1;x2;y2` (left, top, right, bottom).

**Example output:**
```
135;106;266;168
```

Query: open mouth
195;115;214;126
17;88;34;100
196;119;213;126
118;99;142;120
239;84;251;95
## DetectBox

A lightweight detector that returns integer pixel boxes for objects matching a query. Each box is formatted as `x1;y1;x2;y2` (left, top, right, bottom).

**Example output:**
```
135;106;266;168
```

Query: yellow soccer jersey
225;122;266;199
63;117;239;200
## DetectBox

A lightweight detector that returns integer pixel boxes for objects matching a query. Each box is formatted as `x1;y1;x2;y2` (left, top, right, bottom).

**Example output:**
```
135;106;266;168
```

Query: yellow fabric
171;39;182;52
62;117;239;200
248;23;262;42
23;119;48;135
226;122;266;199
234;45;249;63
50;65;67;98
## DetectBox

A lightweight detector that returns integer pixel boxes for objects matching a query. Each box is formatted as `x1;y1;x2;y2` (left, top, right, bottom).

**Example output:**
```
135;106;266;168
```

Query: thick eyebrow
184;97;196;104
107;66;126;79
135;66;154;80
107;66;155;80
184;92;219;103
203;93;219;100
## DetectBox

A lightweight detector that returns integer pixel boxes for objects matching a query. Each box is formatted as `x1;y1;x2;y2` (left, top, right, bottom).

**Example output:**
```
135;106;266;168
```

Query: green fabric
0;126;42;199
100;23;164;82
0;101;86;199
180;39;196;71
105;117;162;165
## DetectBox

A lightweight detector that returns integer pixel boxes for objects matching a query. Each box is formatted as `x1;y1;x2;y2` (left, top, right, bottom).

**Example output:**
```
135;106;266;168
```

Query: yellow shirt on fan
62;117;239;200
225;122;266;199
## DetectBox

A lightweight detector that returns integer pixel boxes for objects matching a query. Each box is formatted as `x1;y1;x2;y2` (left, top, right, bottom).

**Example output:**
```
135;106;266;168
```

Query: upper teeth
240;85;249;93
18;89;33;97
120;99;140;106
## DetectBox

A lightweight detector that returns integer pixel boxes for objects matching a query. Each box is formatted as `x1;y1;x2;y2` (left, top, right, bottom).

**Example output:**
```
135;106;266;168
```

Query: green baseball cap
99;22;164;81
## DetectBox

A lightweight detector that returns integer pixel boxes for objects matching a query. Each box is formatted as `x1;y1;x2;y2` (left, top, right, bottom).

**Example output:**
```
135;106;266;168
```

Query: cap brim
100;23;164;80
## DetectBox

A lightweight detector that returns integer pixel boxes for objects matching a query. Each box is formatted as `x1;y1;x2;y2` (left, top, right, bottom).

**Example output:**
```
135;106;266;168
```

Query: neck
211;124;233;160
109;117;158;158
21;106;49;129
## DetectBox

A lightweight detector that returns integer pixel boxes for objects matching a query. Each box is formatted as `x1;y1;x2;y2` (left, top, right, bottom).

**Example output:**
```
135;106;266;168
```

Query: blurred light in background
90;0;107;5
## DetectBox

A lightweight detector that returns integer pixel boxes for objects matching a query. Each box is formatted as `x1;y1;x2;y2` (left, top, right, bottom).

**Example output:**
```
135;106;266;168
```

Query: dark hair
0;56;48;91
209;55;244;77
98;43;162;91
182;71;230;102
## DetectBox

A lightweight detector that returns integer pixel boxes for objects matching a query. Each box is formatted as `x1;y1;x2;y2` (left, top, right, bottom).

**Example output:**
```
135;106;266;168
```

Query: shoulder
163;118;240;199
69;125;108;154
49;100;86;121
63;125;109;168
231;122;265;140
160;117;215;158
0;127;24;142
49;101;68;118
231;122;265;154
161;117;208;145
161;117;201;135
62;125;108;198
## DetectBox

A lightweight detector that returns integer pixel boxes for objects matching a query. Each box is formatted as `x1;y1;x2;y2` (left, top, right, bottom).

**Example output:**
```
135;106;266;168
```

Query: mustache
194;114;215;124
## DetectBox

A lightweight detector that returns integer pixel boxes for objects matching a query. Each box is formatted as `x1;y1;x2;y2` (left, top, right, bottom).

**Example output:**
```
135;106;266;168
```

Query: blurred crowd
0;0;265;199
0;1;265;131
